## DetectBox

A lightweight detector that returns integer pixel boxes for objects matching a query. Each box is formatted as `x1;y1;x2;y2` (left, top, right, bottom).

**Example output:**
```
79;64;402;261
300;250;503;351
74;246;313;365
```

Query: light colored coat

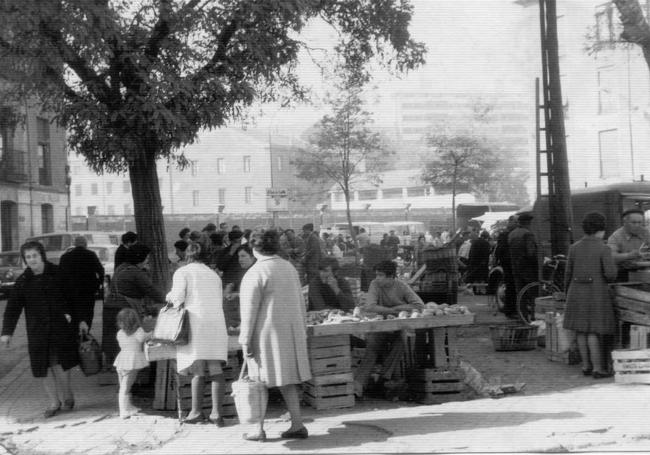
166;262;228;372
239;255;311;387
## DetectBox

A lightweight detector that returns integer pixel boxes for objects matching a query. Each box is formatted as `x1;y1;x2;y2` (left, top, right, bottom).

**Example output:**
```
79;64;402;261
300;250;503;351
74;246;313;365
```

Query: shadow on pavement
283;411;582;451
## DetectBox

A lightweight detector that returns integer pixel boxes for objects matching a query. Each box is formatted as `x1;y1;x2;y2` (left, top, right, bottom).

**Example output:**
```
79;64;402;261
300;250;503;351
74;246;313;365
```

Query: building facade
0;102;68;251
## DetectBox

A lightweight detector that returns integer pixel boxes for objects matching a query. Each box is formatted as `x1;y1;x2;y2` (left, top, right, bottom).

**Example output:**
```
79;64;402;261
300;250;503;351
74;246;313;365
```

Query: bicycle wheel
516;281;561;323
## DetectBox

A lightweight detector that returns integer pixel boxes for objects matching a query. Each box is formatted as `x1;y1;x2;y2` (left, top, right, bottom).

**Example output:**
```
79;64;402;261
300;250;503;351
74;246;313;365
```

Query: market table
305;313;475;409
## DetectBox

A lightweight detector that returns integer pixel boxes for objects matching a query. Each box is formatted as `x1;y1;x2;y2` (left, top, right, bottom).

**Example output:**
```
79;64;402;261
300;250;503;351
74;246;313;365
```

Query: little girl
114;308;152;419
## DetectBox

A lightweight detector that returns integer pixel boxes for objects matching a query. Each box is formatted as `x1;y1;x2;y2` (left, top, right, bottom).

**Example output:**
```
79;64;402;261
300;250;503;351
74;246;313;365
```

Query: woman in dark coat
102;244;165;366
1;241;79;418
465;230;492;285
563;212;617;379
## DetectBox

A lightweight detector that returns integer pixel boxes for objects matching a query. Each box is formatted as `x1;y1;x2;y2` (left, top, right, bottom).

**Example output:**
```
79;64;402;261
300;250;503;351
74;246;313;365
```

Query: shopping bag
144;340;177;362
78;332;102;376
231;360;268;424
152;303;190;345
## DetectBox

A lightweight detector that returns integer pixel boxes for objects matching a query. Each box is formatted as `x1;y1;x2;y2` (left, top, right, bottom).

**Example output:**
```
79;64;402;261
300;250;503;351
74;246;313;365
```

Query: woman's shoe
592;371;613;379
243;431;267;442
183;413;205;424
62;398;75;411
209;416;225;427
281;426;309;439
44;403;61;418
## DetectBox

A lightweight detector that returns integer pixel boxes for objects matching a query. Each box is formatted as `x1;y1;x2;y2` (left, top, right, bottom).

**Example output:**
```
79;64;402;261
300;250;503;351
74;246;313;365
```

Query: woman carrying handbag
166;242;229;426
238;230;311;441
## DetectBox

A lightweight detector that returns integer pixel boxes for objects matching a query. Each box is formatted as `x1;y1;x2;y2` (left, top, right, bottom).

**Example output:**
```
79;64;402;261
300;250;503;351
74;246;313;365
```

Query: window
597;66;618;115
36;117;51;186
277;156;283;171
357;189;377;201
217;158;225;174
41;204;54;233
123;204;132;215
599;129;621;179
243;155;251;173
75;206;84;216
382;188;403;199
123;181;130;193
105;182;112;195
107;205;115;215
407;186;428;197
192;190;200;207
91;183;98;195
190;160;198;176
218;188;226;205
244;187;252;204
75;184;82;196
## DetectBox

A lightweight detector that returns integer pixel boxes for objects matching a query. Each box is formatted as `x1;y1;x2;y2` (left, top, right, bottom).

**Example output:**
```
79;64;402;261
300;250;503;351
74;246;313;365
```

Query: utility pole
538;0;573;256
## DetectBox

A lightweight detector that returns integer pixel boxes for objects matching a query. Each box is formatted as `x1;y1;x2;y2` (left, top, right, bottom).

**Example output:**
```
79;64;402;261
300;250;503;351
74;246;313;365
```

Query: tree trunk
343;188;359;264
128;150;170;292
451;162;458;233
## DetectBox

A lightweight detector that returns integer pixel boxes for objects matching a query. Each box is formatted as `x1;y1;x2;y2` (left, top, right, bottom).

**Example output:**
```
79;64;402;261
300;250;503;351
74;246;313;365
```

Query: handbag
152;303;190;345
231;360;268;424
78;332;102;376
144;340;177;362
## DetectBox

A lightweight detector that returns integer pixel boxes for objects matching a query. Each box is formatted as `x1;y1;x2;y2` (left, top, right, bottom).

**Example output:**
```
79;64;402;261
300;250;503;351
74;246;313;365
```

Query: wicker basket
489;325;538;351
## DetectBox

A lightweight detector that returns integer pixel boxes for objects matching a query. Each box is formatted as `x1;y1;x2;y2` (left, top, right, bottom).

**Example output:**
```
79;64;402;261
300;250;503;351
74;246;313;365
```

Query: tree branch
613;0;650;46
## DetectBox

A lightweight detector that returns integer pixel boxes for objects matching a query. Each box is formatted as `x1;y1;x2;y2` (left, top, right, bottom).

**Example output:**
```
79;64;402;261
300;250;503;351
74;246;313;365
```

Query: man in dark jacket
494;216;518;317
59;236;104;332
302;223;322;284
508;212;539;320
308;258;355;311
114;231;137;269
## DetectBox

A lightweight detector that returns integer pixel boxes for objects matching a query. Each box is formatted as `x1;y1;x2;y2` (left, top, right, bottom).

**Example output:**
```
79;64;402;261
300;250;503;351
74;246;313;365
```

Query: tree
0;1;425;287
612;0;650;68
422;133;496;232
292;72;392;247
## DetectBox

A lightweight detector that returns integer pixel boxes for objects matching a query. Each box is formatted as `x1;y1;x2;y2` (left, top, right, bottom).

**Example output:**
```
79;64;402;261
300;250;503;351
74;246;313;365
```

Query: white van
383;221;426;245
26;231;121;264
322;222;389;244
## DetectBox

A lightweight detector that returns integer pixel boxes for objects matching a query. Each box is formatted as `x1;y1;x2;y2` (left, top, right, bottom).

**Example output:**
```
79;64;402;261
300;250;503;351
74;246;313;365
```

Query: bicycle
517;254;566;323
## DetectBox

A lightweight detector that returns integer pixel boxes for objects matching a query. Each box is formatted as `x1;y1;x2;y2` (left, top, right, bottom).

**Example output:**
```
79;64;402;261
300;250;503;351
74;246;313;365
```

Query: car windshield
0;253;21;267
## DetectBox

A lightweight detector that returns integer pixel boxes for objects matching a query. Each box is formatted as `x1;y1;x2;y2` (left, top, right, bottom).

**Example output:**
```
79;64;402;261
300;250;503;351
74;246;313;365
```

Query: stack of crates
302;335;355;410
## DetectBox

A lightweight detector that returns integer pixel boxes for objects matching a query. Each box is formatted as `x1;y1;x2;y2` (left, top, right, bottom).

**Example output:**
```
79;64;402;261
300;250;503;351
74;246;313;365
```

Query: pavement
1;295;650;454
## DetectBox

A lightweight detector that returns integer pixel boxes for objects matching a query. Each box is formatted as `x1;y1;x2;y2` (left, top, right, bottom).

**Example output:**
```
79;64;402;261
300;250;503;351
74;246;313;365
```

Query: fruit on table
306;305;471;325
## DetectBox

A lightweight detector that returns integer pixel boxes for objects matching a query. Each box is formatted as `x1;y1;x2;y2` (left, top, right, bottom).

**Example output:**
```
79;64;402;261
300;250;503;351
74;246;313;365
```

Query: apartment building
0;102;68;250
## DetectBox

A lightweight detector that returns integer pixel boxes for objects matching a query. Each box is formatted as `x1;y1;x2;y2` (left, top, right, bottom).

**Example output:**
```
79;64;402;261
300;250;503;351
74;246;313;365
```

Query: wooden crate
411;327;460;369
545;312;581;365
408;368;466;404
614;284;650;326
302;372;355;410
630;325;650;349
308;335;352;376
612;349;650;384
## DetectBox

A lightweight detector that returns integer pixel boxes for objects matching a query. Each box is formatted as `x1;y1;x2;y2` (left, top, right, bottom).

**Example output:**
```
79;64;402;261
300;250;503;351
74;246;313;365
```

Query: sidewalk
1;297;650;453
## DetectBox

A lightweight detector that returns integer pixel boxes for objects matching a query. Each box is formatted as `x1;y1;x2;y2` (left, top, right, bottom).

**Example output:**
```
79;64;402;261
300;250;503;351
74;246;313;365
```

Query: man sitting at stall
354;260;424;397
607;208;650;282
308;258;355;312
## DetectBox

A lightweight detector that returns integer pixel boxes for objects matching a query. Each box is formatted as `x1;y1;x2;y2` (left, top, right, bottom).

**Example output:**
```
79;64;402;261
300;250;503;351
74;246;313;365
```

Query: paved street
0;299;27;380
1;295;649;453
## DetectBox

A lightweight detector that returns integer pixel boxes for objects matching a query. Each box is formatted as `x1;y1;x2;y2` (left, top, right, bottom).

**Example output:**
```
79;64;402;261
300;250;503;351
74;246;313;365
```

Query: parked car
26;231;121;265
0;251;25;298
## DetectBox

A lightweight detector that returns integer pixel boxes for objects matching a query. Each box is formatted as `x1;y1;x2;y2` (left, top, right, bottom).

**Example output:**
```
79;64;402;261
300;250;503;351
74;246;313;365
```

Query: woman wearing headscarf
102;244;165;366
238;230;311;441
1;241;79;418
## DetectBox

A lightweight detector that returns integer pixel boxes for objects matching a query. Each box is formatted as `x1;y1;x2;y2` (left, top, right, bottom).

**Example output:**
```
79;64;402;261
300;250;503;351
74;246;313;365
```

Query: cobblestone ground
1;293;648;454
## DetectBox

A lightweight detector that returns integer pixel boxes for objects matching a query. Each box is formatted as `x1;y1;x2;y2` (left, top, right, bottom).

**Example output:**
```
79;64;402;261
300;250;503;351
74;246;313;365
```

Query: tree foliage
0;0;426;286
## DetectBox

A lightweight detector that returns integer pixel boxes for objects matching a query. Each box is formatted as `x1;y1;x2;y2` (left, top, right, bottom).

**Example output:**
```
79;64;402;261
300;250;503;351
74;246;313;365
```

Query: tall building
69;127;324;221
0;101;68;250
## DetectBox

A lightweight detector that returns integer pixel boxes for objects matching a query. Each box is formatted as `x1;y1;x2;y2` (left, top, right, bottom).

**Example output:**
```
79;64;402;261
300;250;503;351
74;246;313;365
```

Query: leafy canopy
0;0;426;173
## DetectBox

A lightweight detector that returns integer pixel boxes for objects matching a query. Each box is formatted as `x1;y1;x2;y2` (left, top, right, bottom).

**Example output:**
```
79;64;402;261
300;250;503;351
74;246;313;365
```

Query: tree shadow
283;410;582;451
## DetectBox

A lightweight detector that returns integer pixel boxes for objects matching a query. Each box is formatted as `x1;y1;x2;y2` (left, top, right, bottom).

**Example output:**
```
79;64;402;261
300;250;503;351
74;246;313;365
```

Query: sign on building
266;188;289;212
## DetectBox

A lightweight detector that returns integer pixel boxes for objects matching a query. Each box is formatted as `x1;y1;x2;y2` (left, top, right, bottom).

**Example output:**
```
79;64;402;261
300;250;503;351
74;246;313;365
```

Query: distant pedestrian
202;223;217;234
179;227;191;241
301;223;322;284
59;236;104;332
113;307;152;419
563;212;617;379
1;241;79;418
114;231;137;269
494;216;518;318
465;231;491;286
508;212;538;321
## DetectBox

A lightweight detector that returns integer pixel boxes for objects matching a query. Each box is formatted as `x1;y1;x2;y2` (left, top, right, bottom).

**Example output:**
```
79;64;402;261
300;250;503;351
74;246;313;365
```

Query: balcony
1;149;28;183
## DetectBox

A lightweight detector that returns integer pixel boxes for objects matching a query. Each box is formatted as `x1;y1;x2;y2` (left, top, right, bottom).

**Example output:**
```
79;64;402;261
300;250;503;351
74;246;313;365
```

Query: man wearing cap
302;223;322;284
508;212;538;319
607;208;650;282
217;230;244;284
59;236;105;332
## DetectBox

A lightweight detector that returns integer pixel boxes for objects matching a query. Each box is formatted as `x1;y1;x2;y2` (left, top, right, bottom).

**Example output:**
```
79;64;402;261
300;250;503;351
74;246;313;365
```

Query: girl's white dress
113;328;151;371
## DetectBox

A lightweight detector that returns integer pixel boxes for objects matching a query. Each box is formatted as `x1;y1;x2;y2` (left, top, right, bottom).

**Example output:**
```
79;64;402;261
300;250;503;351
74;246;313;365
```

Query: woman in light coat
167;242;228;426
239;230;311;441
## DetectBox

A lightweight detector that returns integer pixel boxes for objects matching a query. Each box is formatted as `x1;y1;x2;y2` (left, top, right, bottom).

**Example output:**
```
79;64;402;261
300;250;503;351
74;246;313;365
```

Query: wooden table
306;314;475;337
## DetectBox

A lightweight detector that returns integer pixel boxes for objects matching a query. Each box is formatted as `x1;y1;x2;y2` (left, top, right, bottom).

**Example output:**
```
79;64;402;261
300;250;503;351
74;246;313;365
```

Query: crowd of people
1;207;647;432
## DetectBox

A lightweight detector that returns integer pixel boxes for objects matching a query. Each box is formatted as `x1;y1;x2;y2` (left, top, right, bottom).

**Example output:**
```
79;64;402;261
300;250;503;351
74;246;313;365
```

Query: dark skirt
102;306;121;366
563;283;617;335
